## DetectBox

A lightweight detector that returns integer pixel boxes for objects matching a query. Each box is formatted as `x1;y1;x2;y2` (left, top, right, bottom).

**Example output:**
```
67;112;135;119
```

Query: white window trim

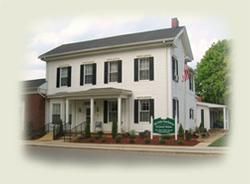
139;99;150;123
138;57;150;81
84;64;93;85
108;61;119;83
60;67;69;87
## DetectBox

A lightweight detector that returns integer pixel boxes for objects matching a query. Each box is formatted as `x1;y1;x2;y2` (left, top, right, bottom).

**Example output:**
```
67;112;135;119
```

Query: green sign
153;118;175;134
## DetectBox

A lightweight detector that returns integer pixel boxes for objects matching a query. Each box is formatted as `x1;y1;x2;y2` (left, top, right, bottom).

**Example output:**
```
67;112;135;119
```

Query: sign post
175;114;178;141
150;116;153;140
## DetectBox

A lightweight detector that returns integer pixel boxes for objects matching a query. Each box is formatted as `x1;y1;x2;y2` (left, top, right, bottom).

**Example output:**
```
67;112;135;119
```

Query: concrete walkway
195;130;226;147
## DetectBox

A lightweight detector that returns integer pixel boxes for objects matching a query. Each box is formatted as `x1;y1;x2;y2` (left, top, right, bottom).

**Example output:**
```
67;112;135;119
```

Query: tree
195;40;230;104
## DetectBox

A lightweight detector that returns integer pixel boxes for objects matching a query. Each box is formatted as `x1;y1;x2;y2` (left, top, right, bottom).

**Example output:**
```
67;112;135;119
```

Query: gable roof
22;78;46;93
39;26;185;61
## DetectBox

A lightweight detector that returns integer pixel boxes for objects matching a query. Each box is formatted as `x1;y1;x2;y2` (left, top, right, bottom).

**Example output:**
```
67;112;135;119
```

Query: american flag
182;64;190;82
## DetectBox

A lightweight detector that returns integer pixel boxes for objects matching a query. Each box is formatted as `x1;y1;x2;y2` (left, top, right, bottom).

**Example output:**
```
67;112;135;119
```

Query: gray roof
22;78;46;93
39;26;184;60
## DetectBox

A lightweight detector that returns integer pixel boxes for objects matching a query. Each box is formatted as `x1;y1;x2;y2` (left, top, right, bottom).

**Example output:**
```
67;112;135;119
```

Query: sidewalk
24;139;228;156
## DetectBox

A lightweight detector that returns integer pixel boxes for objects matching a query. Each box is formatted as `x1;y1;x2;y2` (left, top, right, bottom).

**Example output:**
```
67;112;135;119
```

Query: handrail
70;122;85;136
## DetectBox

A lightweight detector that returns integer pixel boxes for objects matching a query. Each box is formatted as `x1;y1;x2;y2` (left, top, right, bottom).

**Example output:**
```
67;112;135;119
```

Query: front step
38;132;54;141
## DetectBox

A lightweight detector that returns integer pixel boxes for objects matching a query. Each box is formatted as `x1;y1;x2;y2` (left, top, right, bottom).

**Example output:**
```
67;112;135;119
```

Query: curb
24;141;228;156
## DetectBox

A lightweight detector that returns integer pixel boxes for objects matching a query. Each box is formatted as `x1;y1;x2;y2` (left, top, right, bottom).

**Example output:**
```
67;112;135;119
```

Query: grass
209;135;228;147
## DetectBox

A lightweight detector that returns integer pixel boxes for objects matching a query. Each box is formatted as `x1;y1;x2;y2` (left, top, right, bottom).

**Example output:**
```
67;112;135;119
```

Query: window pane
61;77;68;86
139;100;150;122
139;58;150;80
140;112;150;121
61;68;68;77
85;64;93;75
110;72;118;82
85;75;93;84
140;70;149;80
52;104;60;114
110;62;118;73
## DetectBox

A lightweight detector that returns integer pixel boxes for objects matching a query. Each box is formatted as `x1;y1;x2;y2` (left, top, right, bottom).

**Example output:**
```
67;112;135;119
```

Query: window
60;67;69;86
108;101;117;122
139;58;150;80
109;61;119;82
134;57;154;81
52;103;61;123
189;108;194;119
56;66;71;88
189;72;194;91
139;100;150;122
84;64;93;84
172;56;179;82
172;98;179;123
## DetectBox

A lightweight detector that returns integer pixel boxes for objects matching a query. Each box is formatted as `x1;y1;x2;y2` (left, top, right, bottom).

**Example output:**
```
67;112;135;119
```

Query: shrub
199;121;204;132
112;121;118;139
161;134;171;140
129;129;136;139
85;121;91;138
115;135;122;143
185;130;192;141
177;140;184;145
144;138;151;144
178;124;184;138
96;131;103;139
159;138;166;145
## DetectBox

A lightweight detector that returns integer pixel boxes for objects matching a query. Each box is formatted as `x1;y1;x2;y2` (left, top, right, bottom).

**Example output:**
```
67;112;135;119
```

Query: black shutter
92;63;96;85
80;65;84;86
172;99;176;118
104;62;108;84
134;100;139;123
172;57;175;80
103;100;108;123
67;66;71;87
134;59;138;81
176;59;178;80
150;99;154;119
149;57;154;81
118;60;122;83
177;100;179;122
56;67;60;88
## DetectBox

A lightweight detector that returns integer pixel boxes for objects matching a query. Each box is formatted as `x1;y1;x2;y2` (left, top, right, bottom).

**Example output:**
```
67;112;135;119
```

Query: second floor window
189;72;194;91
139;58;150;80
80;63;96;85
134;57;154;81
172;56;179;82
56;66;71;88
109;61;119;82
104;60;122;83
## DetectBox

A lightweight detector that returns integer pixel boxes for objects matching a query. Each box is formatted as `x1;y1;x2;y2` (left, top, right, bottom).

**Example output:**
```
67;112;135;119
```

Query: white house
38;18;228;134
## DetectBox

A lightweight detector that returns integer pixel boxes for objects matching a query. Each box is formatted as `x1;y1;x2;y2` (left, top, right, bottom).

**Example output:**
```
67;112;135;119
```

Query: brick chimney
171;18;179;28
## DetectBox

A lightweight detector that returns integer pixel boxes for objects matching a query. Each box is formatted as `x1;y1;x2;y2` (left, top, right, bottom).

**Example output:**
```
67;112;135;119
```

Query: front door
86;107;91;122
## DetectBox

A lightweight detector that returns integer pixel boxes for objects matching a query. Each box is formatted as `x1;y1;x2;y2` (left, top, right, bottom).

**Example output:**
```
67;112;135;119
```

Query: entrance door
86;107;91;122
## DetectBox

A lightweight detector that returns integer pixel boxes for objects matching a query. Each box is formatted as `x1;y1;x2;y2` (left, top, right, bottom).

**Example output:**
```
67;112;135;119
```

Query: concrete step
38;132;53;141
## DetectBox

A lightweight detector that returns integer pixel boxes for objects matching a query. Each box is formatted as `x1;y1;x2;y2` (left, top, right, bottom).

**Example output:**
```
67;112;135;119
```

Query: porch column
90;98;94;133
118;97;121;134
65;99;69;123
223;107;227;130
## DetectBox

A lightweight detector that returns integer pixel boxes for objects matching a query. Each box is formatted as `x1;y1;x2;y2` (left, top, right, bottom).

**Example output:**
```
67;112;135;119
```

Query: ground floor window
172;98;179;123
108;101;117;123
139;99;150;122
52;103;61;123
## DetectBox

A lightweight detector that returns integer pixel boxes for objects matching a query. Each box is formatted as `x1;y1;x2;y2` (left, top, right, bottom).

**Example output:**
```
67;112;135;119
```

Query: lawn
209;134;229;147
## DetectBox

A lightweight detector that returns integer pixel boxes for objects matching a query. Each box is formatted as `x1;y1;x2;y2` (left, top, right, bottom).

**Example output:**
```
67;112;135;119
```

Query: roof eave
39;38;175;61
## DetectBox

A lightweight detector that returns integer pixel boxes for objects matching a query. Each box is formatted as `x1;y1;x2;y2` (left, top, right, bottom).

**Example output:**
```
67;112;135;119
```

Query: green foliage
161;134;171;140
159;138;166;145
177;140;184;145
195;40;230;104
115;135;122;143
129;129;136;139
85;121;91;138
178;124;184;138
185;130;192;141
112;121;118;139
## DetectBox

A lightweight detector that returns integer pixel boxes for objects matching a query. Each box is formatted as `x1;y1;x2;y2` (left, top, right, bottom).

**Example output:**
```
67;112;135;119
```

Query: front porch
48;88;132;134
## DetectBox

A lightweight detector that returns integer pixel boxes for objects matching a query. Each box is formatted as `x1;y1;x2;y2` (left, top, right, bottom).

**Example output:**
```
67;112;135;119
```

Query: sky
24;16;230;80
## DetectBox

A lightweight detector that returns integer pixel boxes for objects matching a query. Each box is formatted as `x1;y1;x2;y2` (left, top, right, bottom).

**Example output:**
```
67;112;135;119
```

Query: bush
115;135;122;143
178;124;184;138
96;131;103;138
199;121;204;132
85;121;91;138
112;121;118;139
129;129;136;139
185;130;192;141
159;138;166;145
139;130;151;138
177;140;184;145
161;134;171;140
144;138;151;144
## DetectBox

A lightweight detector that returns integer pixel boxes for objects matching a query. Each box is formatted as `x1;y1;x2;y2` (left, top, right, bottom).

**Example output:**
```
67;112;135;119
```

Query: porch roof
197;102;227;109
47;87;132;99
